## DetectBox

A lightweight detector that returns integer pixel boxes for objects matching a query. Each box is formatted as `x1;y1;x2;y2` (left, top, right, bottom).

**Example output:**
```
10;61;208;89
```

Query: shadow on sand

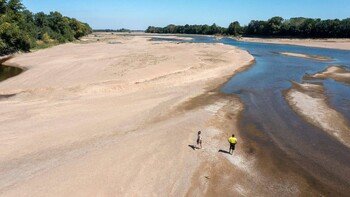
218;149;232;155
188;145;198;150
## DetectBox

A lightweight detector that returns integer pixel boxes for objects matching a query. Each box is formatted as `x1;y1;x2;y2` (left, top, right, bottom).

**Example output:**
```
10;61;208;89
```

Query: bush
41;32;52;43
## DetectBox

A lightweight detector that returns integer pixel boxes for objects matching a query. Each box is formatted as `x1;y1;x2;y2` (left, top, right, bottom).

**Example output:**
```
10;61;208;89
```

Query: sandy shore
285;82;350;147
0;34;257;196
241;37;350;50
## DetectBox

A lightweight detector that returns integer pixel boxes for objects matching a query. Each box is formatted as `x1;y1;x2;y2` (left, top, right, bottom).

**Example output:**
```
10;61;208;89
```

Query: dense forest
0;0;92;55
146;17;350;38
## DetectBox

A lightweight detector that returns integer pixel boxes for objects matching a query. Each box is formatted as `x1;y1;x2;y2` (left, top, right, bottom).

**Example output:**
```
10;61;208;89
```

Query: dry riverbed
0;33;261;196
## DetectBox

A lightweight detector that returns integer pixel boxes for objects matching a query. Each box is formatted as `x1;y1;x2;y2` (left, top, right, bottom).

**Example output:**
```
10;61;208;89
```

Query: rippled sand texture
0;33;255;196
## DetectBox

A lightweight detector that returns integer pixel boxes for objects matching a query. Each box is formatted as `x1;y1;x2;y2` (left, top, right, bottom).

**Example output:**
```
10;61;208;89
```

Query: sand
240;37;350;50
311;65;350;84
285;82;350;147
145;35;193;41
279;52;331;61
0;33;256;196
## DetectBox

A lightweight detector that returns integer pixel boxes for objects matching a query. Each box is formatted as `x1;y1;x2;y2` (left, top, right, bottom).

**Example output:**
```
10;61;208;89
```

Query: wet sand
240;37;350;50
285;82;350;147
0;33;255;196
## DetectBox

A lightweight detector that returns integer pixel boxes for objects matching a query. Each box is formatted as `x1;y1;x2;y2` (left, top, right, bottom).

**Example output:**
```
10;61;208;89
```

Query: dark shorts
197;139;202;144
230;143;236;150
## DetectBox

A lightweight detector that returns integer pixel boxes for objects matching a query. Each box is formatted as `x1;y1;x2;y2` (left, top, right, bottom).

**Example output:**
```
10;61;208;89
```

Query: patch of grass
31;40;59;51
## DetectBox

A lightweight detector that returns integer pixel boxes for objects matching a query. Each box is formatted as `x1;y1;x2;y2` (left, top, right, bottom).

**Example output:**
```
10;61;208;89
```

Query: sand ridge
285;82;350;147
279;52;331;61
310;65;350;84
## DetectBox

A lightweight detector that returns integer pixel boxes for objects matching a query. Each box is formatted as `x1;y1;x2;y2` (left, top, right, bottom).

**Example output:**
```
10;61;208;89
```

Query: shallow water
0;64;22;82
222;39;350;194
165;35;350;194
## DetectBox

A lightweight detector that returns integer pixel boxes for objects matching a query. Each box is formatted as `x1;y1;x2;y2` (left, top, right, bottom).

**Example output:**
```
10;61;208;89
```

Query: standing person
228;134;237;155
196;131;202;149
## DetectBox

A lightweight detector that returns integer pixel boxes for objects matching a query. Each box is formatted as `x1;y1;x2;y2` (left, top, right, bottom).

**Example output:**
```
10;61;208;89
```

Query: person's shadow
188;145;197;150
218;149;231;155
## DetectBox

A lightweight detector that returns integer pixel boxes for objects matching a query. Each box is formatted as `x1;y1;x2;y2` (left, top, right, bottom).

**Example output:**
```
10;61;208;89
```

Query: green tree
146;16;350;38
227;21;242;36
7;0;23;12
0;0;6;14
0;0;91;55
267;16;284;35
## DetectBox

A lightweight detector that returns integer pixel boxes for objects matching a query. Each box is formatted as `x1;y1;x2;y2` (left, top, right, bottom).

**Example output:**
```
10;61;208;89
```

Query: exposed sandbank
310;65;350;84
279;52;331;61
240;37;350;50
145;35;193;41
285;82;350;147
0;33;259;196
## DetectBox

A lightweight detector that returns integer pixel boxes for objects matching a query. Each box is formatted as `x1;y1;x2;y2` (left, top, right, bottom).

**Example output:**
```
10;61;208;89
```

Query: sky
22;0;350;30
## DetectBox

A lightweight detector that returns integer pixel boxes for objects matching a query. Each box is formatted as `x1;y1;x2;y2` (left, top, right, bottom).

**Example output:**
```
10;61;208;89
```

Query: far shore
83;32;350;51
148;34;350;50
240;37;350;50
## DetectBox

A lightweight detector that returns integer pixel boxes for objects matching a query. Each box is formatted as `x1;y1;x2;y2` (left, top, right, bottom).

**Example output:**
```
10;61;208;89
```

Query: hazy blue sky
22;0;350;30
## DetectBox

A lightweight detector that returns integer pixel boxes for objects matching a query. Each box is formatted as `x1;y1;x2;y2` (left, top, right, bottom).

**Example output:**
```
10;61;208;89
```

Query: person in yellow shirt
228;134;237;155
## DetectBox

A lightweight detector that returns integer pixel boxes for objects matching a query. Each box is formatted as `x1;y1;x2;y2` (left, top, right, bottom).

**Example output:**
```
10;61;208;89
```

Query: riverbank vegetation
0;0;92;55
94;28;132;33
146;17;350;38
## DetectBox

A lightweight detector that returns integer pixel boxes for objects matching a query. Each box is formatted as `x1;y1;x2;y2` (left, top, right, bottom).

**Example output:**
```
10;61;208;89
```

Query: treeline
94;28;131;33
0;0;92;55
245;17;350;38
146;17;350;38
146;23;230;35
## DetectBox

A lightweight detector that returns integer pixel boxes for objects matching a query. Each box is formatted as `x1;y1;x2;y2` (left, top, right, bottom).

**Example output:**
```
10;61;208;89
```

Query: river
153;35;350;194
219;38;350;195
2;36;350;195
